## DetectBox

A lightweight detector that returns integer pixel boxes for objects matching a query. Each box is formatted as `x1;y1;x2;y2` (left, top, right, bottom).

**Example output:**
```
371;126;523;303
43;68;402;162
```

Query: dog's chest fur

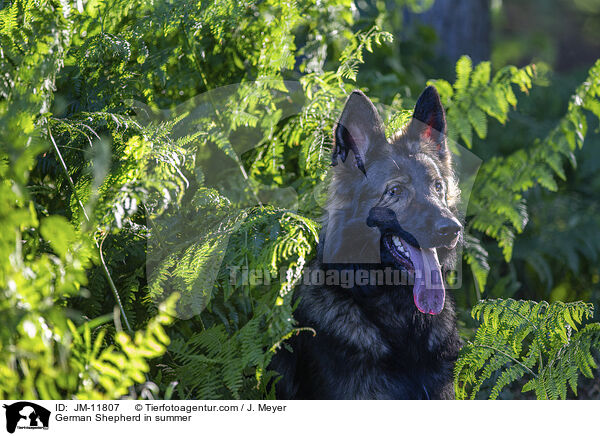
271;262;461;400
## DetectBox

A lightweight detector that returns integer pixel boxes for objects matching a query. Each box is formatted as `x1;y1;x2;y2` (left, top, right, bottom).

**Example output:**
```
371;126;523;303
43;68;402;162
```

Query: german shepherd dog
271;86;462;399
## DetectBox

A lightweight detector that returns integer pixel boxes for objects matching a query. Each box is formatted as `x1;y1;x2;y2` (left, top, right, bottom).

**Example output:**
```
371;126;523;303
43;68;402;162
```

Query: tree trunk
407;0;491;64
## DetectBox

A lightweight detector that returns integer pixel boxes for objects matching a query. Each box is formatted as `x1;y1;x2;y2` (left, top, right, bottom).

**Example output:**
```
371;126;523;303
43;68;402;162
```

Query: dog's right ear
332;90;386;175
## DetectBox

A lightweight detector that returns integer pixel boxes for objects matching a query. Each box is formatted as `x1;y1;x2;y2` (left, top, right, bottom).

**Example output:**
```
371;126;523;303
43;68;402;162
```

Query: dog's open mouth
383;234;445;315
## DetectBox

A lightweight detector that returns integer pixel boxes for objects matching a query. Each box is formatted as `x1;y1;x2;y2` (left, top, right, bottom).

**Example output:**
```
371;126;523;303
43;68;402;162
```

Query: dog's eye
388;185;402;196
434;181;444;193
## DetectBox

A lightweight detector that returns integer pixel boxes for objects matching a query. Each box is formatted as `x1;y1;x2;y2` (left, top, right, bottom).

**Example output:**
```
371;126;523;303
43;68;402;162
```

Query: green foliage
139;27;382;396
430;56;537;148
150;208;318;399
429;58;600;293
471;59;600;260
1;0;599;401
456;299;600;399
65;294;177;399
1;0;388;400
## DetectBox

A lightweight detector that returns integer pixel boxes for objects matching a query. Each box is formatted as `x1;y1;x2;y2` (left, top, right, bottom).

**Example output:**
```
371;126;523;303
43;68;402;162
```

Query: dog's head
324;86;462;315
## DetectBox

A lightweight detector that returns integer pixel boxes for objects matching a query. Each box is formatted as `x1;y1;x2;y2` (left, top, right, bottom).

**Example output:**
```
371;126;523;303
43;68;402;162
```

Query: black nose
435;218;462;243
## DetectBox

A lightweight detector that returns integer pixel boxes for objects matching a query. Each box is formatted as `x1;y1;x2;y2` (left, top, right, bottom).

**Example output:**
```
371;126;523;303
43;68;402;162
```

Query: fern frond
456;298;599;399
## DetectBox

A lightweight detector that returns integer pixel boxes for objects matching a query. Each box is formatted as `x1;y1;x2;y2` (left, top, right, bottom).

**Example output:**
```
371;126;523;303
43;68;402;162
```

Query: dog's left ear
407;85;447;159
332;90;386;175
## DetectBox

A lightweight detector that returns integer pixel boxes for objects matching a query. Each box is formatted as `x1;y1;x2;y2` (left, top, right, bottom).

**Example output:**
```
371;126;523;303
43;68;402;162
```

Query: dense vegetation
1;0;599;399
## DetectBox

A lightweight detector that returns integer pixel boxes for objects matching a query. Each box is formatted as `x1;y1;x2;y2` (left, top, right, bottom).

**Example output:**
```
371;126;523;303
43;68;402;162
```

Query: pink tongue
404;244;445;315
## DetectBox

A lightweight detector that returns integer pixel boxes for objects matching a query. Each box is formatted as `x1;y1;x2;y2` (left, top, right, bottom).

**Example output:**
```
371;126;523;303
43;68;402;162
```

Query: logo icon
2;402;50;433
